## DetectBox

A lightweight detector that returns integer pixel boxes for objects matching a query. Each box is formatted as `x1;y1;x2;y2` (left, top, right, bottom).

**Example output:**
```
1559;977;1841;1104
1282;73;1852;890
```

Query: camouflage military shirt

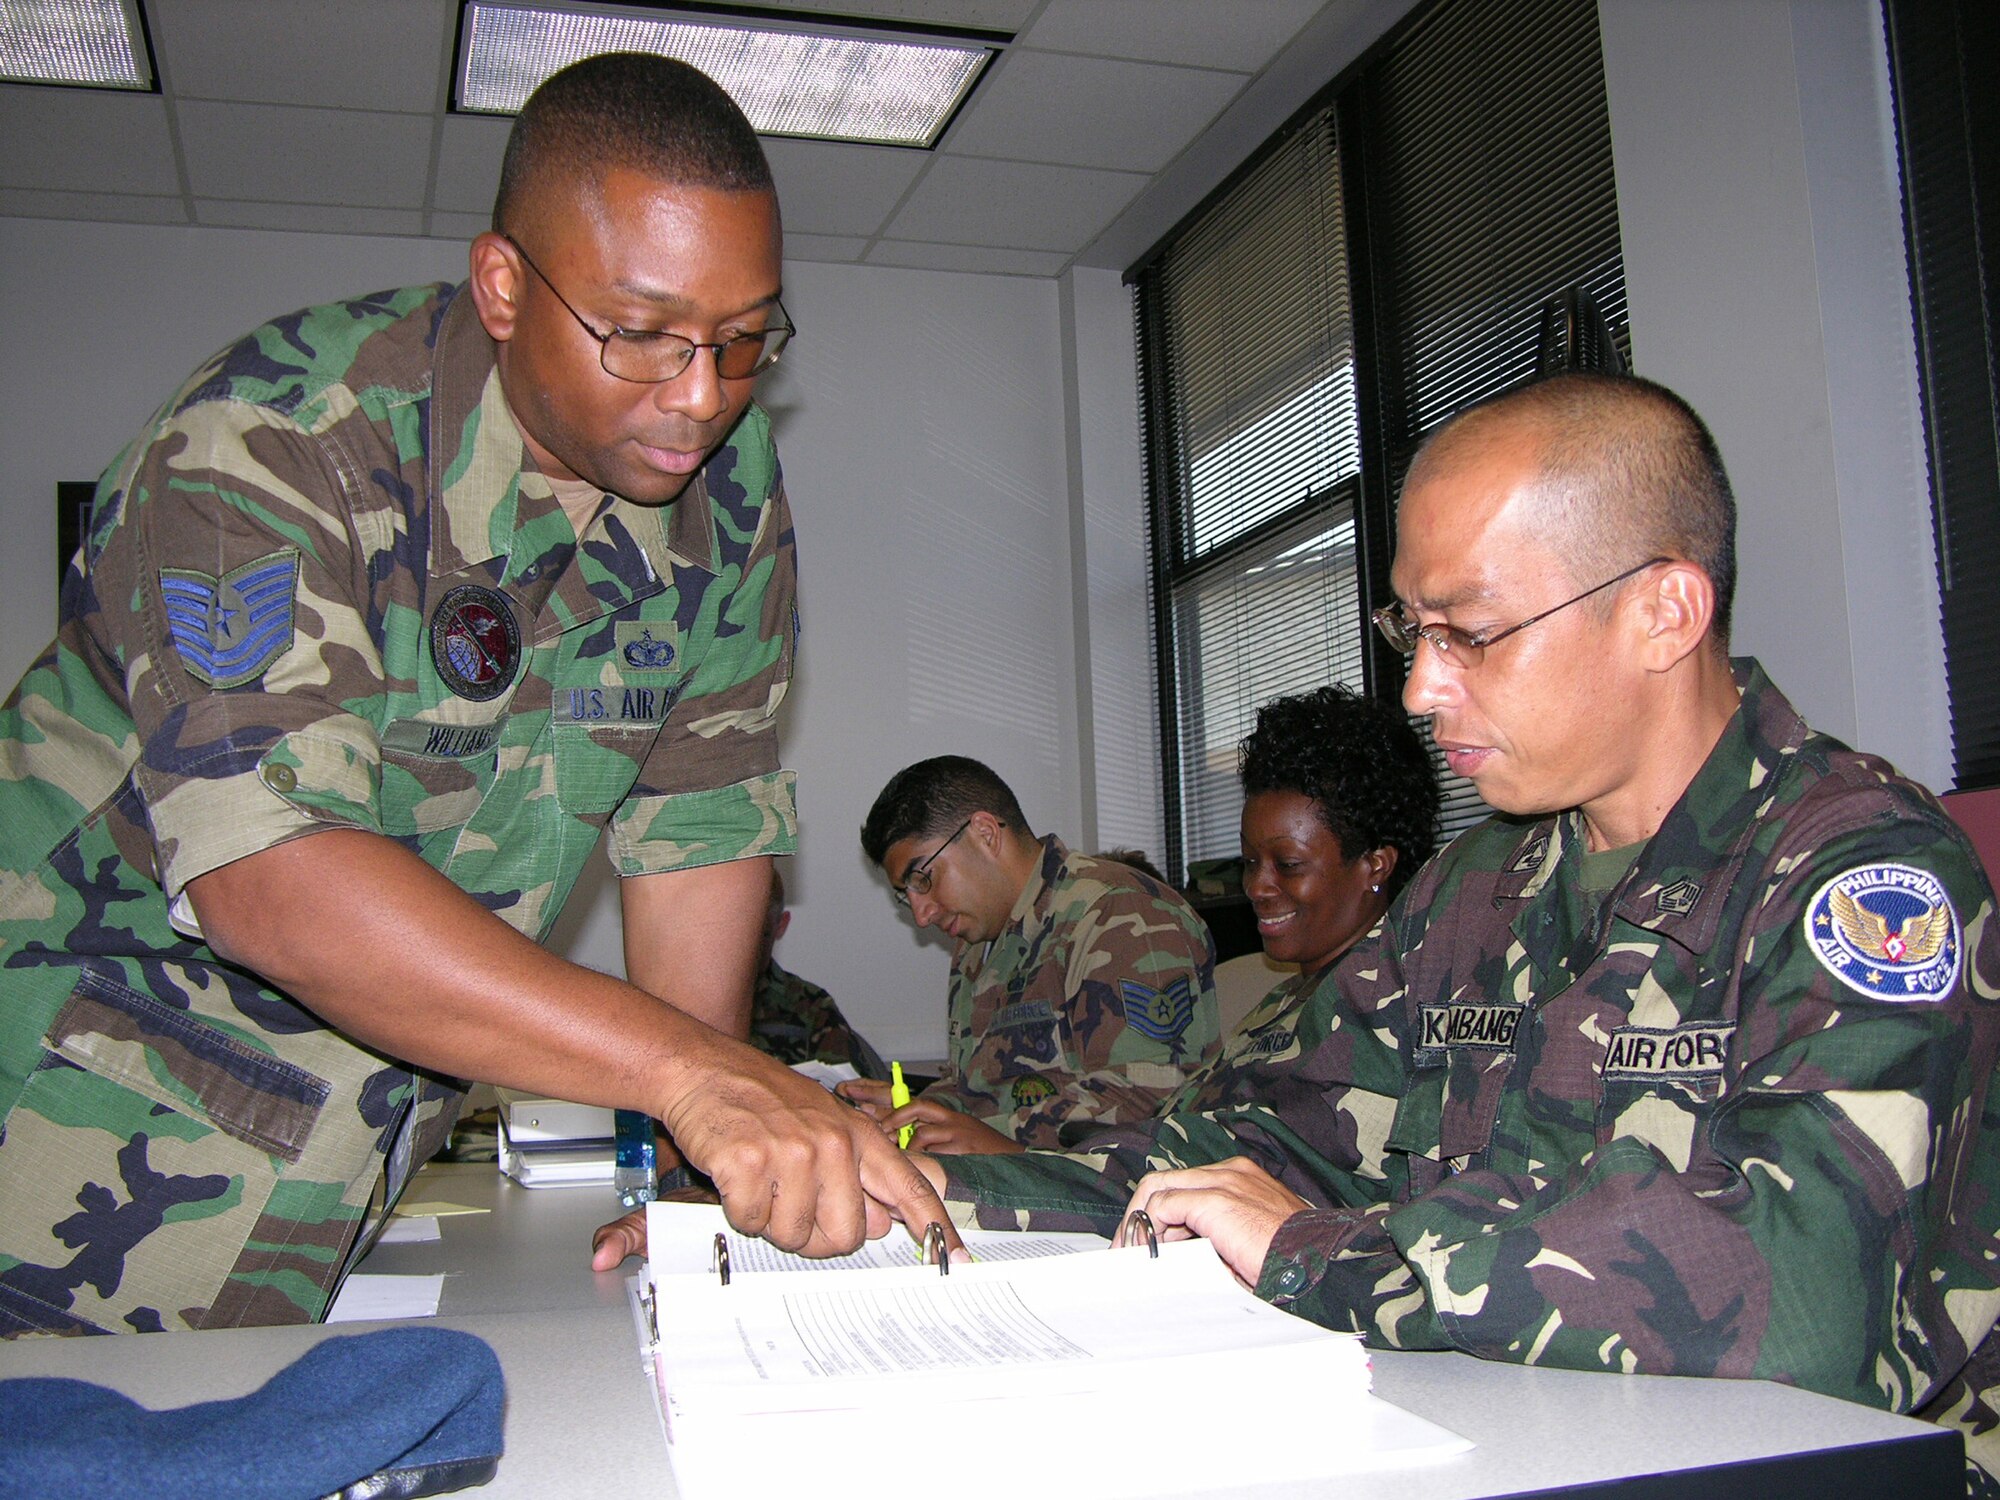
944;664;2000;1486
0;283;798;1335
749;960;886;1080
921;836;1220;1148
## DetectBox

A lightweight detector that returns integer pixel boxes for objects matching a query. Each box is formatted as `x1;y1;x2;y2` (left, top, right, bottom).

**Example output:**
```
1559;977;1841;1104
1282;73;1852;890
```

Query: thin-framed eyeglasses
1372;556;1672;669
892;819;971;907
503;235;794;384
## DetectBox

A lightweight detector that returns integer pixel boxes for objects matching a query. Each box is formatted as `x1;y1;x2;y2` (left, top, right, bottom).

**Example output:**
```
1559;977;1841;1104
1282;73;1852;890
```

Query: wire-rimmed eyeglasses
504;235;794;384
1372;557;1671;669
892;820;971;908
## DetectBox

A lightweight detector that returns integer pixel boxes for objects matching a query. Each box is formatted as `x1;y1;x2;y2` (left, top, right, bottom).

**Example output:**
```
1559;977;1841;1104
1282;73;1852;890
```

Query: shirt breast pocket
1594;1022;1734;1171
376;712;505;838
552;718;658;817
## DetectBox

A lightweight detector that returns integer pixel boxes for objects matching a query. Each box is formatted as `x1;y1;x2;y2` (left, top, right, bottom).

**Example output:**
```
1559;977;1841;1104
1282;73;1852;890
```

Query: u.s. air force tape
1804;862;1961;1002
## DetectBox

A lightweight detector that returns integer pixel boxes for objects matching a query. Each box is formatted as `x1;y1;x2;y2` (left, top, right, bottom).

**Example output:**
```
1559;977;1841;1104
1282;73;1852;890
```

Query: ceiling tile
0;188;186;224
764;137;928;239
1020;0;1324;70
764;0;1035;30
428;211;492;242
197;201;428;237
177;101;435;207
943;49;1244;172
783;234;870;264
865;241;1070;276
886;157;1147;252
0;88;177;194
151;0;453;111
435;114;511;215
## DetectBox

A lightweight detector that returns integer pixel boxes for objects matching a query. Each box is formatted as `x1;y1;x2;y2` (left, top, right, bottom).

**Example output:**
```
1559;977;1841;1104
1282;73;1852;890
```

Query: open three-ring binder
631;1202;1471;1498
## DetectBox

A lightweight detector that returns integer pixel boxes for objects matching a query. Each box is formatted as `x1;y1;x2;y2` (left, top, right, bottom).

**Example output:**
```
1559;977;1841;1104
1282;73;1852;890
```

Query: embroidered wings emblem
1830;887;1952;965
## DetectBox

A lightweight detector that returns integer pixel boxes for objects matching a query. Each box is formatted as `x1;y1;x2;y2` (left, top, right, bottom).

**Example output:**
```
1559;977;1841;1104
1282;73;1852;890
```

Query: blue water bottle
613;1109;657;1211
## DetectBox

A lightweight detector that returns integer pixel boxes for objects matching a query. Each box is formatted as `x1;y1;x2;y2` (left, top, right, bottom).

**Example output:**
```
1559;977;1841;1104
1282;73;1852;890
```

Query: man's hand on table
1115;1157;1309;1289
589;1054;965;1270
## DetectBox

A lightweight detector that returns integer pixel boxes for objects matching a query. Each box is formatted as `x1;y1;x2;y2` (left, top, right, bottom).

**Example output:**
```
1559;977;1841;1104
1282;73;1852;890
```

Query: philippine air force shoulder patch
1804;862;1961;1002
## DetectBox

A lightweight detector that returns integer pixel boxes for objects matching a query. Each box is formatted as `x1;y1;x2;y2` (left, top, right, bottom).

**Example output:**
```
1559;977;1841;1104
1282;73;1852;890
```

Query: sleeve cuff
148;716;382;899
607;769;797;874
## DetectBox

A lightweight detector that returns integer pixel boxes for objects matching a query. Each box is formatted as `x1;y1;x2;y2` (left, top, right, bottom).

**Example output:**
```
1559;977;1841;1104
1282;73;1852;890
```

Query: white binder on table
632;1202;1471;1498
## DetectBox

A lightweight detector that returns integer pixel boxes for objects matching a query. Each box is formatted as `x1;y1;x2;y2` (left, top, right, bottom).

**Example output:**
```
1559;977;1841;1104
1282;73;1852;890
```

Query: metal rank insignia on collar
430;584;522;702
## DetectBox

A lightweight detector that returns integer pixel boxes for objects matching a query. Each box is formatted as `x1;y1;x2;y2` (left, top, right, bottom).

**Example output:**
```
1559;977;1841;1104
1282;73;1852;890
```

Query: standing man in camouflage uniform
919;375;2000;1487
842;756;1221;1153
0;53;946;1337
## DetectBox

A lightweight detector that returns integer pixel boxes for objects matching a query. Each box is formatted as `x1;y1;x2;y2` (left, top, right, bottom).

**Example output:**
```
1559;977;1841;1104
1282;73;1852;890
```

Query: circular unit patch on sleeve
1803;862;1962;1002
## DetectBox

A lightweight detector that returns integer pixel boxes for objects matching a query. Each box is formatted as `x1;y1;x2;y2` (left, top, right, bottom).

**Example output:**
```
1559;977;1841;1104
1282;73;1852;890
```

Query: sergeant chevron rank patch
1122;976;1197;1044
160;550;300;689
1804;862;1961;1001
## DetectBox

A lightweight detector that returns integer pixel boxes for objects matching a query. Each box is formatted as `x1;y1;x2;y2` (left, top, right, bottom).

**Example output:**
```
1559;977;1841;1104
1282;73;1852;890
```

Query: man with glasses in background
916;373;2000;1489
842;756;1221;1155
0;51;948;1336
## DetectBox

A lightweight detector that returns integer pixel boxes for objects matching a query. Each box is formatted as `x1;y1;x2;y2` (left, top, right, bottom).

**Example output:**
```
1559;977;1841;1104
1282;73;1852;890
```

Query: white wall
0;218;1083;1061
1061;264;1163;864
1599;0;1949;790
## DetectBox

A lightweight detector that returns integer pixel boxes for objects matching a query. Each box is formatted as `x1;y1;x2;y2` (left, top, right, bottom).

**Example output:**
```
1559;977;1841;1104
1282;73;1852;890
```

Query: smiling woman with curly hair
1168;685;1442;1116
1237;684;1442;973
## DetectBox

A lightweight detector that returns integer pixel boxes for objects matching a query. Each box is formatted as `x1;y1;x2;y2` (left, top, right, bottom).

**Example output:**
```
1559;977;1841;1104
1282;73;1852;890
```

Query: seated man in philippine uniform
911;372;2000;1492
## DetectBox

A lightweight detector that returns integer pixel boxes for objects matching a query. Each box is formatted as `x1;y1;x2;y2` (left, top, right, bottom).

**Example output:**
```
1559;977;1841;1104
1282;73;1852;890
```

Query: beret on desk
0;1325;504;1499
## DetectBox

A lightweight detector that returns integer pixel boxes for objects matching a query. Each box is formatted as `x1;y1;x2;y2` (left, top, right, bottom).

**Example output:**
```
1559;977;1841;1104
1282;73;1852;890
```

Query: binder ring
923;1221;950;1276
711;1231;731;1287
1125;1209;1160;1259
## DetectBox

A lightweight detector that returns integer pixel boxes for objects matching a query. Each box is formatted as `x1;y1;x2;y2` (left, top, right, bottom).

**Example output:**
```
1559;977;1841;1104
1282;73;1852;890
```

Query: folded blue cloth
0;1325;504;1499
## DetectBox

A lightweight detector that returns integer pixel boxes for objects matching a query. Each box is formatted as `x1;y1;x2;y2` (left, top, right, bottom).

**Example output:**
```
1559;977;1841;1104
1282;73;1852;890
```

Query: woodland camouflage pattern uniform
922;836;1221;1148
0;282;797;1335
944;664;2000;1489
749;961;887;1080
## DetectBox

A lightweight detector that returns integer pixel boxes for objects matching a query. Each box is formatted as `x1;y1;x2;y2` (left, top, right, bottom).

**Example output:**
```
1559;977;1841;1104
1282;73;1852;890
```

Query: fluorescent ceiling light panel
458;3;994;148
0;0;151;89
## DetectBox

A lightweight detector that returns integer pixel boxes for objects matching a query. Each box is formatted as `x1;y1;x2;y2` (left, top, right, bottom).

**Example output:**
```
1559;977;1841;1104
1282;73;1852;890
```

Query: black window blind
1886;0;2000;789
1347;0;1630;837
1137;0;1630;875
1138;110;1366;877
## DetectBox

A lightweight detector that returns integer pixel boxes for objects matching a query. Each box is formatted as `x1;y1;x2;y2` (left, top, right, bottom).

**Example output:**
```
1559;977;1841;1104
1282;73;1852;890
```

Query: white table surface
0;1163;1960;1498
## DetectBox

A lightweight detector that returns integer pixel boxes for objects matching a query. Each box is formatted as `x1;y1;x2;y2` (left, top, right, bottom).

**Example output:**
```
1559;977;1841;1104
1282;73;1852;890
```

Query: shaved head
492;52;774;243
1405;373;1737;645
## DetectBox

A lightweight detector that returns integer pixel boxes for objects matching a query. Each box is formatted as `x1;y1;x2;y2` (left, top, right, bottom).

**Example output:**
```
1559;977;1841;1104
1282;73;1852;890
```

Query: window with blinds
1136;0;1628;877
1137;112;1365;875
1347;0;1629;838
1885;0;2000;789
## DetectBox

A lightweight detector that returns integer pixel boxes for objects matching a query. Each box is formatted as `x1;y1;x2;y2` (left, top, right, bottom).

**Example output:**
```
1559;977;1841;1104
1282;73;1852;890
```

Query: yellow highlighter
889;1060;913;1149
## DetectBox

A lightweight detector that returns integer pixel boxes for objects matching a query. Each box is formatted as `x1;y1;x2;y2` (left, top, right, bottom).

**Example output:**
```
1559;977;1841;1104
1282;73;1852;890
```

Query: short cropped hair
492;52;773;235
1406;372;1738;644
861;757;1029;867
1239;685;1441;901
